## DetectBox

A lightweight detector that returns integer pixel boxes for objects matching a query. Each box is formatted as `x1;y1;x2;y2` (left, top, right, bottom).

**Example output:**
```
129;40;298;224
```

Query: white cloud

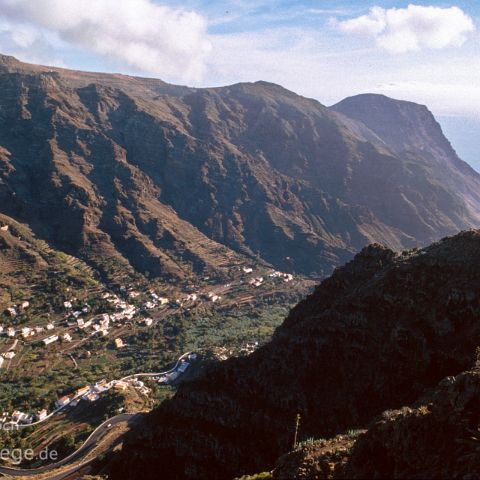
0;19;65;65
0;0;211;82
336;5;475;53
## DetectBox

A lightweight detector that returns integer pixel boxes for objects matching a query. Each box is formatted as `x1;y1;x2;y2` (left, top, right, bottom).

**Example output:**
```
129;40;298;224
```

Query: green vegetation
179;304;291;351
236;472;272;480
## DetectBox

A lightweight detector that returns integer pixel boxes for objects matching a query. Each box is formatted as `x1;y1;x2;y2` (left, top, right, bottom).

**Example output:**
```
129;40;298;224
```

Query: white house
55;395;71;408
36;409;48;421
43;335;59;346
21;327;33;339
85;392;100;402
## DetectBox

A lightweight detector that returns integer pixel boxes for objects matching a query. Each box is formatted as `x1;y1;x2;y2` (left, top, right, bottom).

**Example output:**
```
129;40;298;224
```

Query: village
0;266;295;369
0;265;297;430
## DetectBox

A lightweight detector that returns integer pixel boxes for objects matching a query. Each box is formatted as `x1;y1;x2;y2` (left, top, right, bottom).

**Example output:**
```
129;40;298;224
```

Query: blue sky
0;0;478;168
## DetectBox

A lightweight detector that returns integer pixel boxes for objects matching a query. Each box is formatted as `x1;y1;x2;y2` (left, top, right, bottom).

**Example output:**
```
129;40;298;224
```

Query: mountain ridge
0;54;479;280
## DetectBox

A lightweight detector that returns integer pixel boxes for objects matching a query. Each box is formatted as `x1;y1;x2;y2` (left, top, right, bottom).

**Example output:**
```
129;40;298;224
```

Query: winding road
0;413;139;478
119;351;192;381
0;351;194;478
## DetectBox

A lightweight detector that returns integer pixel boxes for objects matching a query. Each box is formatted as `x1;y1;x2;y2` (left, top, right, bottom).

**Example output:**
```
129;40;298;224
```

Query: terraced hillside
0;213;102;310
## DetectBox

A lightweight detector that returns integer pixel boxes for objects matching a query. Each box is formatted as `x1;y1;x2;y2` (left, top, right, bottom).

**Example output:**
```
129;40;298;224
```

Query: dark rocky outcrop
272;364;480;479
339;364;480;479
109;231;480;479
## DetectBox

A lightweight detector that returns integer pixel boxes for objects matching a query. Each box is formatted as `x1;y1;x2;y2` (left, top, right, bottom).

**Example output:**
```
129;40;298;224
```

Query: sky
0;0;478;168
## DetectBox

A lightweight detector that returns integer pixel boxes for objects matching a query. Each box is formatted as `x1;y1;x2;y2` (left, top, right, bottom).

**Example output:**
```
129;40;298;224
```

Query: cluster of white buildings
1;347;199;429
0;405;49;427
55;379;111;409
155;353;197;385
63;296;138;339
0;379;113;429
0;320;62;347
142;291;169;311
246;271;294;287
248;276;264;287
240;341;259;356
1;410;33;426
0;323;54;341
205;292;221;303
242;266;294;283
3;301;30;318
269;271;294;282
0;291;139;354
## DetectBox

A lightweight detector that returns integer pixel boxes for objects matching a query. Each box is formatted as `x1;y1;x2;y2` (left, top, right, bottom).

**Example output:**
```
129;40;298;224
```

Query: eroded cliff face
0;69;249;280
1;55;480;280
110;231;480;479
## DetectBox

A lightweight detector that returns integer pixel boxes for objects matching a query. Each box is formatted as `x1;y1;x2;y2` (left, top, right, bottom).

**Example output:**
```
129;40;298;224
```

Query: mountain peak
0;53;29;72
331;93;451;155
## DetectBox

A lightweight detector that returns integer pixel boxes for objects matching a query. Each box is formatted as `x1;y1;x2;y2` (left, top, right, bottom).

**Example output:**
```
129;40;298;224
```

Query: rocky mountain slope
110;230;480;479
1;54;480;279
273;364;480;479
339;364;480;479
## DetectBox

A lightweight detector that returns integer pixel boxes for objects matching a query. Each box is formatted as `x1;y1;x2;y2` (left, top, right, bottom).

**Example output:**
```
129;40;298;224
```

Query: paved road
4;350;191;430
11;389;87;429
120;351;192;381
0;413;139;478
0;350;193;477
